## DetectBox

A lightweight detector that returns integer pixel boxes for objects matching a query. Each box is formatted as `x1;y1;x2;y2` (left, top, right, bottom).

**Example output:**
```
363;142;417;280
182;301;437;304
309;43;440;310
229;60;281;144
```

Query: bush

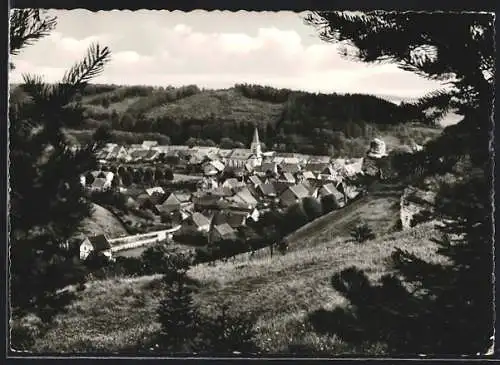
350;222;376;243
302;197;323;221
200;304;259;354
321;194;341;214
10;314;45;351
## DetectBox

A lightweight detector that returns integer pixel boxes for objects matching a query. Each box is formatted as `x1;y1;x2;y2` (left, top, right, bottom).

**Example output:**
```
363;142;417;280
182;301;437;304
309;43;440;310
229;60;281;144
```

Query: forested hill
10;83;440;156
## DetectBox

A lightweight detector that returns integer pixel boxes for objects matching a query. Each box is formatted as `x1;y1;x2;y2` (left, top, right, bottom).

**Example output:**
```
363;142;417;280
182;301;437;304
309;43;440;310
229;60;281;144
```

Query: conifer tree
156;253;199;353
9;9;111;320
305;11;494;355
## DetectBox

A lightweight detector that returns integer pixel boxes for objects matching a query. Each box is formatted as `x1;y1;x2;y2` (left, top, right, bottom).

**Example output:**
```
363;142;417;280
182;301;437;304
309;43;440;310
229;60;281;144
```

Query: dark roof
213;211;247;228
288;184;311;199
279;163;301;174
258;183;277;197
304;163;329;173
273;182;289;195
190;212;210;227
88;234;111;251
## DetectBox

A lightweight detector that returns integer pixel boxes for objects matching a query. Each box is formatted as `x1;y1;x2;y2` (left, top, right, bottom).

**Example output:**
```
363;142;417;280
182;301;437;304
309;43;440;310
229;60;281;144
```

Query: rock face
400;186;437;230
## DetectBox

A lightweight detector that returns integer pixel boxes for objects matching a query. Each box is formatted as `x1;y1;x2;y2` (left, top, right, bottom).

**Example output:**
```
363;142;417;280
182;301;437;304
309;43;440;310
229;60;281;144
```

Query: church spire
252;126;260;145
250;126;262;159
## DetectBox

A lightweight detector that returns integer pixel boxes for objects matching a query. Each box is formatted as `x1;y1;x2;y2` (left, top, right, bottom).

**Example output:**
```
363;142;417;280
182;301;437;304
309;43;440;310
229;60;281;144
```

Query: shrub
10;314;45;351
350;222;376;243
201;304;259;354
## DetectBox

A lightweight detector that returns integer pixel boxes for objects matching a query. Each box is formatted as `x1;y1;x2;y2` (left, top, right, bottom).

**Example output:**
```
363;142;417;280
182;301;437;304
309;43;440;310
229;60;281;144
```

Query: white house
79;234;112;260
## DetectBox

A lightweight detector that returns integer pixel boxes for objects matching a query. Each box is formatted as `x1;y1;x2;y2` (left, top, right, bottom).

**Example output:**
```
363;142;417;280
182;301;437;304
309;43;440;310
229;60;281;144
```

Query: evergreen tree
304;11;494;355
9;9;111;320
156;254;200;353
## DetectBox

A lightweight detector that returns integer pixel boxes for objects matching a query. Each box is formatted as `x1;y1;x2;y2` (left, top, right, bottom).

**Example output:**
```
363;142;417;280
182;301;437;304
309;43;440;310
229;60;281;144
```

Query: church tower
250;126;262;166
251;126;262;156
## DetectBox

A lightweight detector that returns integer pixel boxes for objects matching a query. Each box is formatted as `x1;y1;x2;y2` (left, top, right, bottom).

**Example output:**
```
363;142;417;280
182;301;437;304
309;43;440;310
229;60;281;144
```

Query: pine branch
10;9;57;55
62;43;112;87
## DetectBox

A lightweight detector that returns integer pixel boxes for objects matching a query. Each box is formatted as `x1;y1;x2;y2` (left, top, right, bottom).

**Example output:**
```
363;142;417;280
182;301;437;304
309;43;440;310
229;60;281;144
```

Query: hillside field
28;183;449;355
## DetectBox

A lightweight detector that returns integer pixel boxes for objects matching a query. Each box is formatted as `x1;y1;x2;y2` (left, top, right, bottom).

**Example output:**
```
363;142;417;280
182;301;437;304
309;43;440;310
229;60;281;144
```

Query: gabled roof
92;178;107;189
211;186;234;197
234;187;258;206
304;163;329;173
163;193;181;207
213;210;247;228
273;182;290;195
302;171;317;180
87;234;111;251
190;212;210;228
257;162;278;173
287;184;310;199
258;183;277;197
144;150;159;159
319;183;344;200
320;165;336;176
210;160;225;172
280;172;296;184
279;163;301;174
213;223;236;238
248;175;263;186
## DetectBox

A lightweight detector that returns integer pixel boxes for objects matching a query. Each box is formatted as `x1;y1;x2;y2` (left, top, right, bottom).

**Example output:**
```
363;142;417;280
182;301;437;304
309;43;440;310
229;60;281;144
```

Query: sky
10;10;449;104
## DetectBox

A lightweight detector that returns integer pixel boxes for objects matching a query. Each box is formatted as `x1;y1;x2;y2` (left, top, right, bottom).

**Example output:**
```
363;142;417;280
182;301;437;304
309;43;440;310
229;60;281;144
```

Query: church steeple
250;126;262;159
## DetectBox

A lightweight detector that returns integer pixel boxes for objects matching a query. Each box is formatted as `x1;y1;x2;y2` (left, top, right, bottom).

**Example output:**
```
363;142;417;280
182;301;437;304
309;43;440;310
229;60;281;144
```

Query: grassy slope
146;89;284;125
79;203;128;239
31;184;448;354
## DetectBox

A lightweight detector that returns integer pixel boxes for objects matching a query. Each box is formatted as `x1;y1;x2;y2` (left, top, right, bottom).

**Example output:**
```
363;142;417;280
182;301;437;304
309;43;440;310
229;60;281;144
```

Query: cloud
9;12;447;99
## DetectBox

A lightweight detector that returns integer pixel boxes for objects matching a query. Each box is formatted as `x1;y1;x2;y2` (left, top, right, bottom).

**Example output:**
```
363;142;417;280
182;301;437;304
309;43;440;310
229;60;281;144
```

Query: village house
257;183;278;200
318;165;340;183
279;183;311;208
106;145;130;161
89;177;112;192
79;234;112;260
246;174;263;188
222;178;246;191
185;212;211;232
278;172;296;185
255;162;278;178
145;186;165;196
211;210;248;229
210;223;237;242
226;149;256;168
231;186;259;209
318;183;346;207
142;140;159;149
202;159;225;176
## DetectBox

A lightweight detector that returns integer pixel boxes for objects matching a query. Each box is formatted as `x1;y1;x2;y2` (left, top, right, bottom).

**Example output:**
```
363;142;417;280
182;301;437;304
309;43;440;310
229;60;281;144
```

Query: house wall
79;239;92;260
